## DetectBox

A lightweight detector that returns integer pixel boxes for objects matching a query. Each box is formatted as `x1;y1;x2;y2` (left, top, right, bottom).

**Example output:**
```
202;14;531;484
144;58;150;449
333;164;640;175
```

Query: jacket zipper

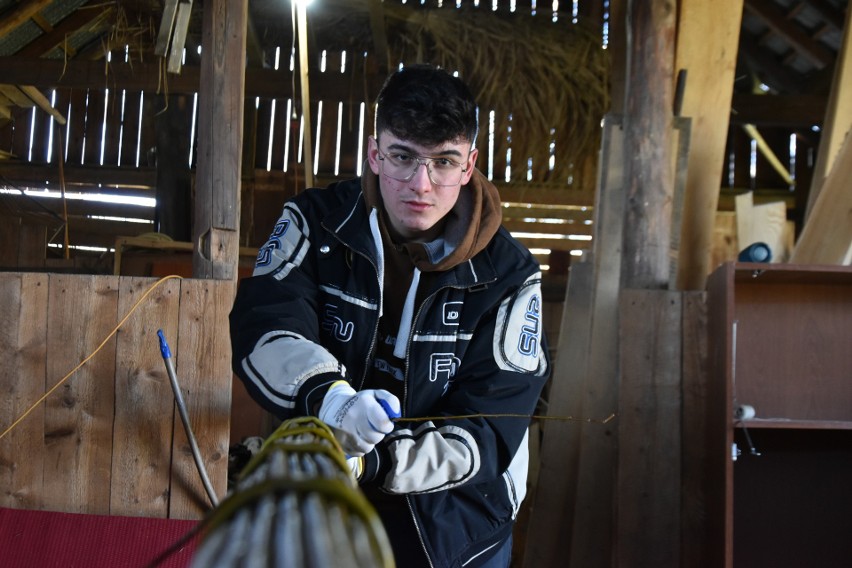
406;495;435;568
326;231;382;392
400;284;467;568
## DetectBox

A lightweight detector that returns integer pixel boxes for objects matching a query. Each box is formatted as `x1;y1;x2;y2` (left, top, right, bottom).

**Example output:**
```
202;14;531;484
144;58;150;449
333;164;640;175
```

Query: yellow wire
0;274;184;442
394;413;617;424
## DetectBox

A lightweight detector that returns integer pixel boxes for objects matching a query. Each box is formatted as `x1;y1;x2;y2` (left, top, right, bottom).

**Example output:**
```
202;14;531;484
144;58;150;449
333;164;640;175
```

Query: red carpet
0;508;200;568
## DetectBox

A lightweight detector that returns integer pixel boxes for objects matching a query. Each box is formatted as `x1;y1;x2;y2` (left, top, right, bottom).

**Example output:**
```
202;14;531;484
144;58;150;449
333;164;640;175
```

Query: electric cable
0;274;184;442
393;413;616;424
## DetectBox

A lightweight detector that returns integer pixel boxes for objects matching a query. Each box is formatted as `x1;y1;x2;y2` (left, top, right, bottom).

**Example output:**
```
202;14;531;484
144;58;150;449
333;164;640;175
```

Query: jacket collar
323;176;498;290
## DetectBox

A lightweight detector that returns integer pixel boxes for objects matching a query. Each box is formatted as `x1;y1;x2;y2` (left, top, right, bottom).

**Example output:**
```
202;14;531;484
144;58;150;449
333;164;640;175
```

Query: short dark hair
375;64;478;147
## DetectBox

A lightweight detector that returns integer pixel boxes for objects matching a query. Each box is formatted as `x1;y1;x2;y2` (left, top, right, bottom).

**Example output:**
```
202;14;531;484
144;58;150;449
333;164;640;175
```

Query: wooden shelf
735;419;852;430
705;262;852;567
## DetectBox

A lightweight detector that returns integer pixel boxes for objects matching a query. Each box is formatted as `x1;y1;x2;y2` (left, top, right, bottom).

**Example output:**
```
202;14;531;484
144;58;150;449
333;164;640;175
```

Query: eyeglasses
376;147;468;187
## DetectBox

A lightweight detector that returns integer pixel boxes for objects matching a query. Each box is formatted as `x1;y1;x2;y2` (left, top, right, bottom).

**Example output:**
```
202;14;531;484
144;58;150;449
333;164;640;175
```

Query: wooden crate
0;273;233;520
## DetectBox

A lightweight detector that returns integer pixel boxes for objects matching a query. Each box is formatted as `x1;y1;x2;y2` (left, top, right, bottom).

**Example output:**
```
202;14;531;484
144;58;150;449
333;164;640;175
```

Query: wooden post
193;0;247;280
296;0;314;189
674;0;744;290
621;0;677;290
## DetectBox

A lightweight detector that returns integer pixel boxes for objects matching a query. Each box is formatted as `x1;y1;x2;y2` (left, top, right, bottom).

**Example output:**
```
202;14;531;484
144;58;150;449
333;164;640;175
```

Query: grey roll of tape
735;404;756;420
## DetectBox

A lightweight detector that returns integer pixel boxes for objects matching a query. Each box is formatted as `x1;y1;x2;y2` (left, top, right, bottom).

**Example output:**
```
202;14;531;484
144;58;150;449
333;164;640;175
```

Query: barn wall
0;273;232;520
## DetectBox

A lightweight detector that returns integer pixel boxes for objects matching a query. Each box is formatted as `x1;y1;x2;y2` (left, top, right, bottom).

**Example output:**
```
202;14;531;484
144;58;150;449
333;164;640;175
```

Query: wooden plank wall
0;273;232;520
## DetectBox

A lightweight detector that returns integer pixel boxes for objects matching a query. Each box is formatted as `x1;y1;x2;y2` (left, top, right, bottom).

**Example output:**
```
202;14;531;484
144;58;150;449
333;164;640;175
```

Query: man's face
368;133;478;243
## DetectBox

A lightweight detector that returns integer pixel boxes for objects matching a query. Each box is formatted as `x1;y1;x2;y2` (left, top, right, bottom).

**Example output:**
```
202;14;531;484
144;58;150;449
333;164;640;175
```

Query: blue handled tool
379;398;401;419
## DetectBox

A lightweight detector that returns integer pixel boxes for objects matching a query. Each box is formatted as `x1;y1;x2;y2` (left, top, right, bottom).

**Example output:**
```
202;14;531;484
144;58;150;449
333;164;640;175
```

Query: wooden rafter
730;93;826;126
738;34;806;93
745;0;836;69
0;0;55;39
16;1;109;58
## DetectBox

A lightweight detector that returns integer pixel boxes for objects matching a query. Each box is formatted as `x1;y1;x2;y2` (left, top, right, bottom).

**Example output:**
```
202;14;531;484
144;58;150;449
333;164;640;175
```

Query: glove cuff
304;374;347;417
359;444;390;485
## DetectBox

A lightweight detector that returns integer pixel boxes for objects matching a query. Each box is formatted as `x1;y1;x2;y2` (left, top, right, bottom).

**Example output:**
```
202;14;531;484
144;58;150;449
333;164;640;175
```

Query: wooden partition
0;273;233;520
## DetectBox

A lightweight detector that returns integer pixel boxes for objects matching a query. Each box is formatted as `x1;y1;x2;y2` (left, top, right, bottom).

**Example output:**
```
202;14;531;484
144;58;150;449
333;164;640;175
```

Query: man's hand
318;381;401;456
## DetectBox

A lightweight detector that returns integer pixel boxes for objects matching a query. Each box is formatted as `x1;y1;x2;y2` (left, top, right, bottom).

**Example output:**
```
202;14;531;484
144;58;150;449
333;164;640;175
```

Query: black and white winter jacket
229;174;550;567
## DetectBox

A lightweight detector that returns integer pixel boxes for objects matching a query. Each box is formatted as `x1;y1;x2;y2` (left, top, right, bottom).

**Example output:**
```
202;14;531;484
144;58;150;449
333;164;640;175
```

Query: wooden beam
741;123;794;185
16;1;109;58
804;0;847;31
502;220;593;236
0;57;386;101
745;0;836;69
737;35;805;94
0;84;34;107
675;0;744;290
730;93;826;127
193;0;247;280
18;85;65;124
790;129;852;264
622;0;677;289
0;0;54;39
510;238;592;252
367;0;390;74
805;4;852;219
0;162;156;190
295;0;314;189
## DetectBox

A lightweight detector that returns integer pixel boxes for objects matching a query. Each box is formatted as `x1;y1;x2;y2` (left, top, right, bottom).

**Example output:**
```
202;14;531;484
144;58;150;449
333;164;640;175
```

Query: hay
318;1;610;183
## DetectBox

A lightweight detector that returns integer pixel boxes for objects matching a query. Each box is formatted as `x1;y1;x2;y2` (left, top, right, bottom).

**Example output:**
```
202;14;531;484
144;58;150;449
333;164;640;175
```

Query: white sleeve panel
381;422;481;494
253;203;311;280
240;330;345;411
493;272;548;375
503;429;529;518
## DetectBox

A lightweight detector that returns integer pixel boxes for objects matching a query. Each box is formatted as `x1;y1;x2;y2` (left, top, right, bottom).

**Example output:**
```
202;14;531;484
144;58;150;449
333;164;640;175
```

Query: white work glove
318;381;401;457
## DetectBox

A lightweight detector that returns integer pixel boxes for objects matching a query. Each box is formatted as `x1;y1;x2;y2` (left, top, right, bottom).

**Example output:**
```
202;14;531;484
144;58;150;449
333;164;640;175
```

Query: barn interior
0;1;851;567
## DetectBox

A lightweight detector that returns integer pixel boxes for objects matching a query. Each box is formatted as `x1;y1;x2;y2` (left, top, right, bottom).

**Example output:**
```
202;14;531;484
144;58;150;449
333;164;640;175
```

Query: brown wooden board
9;106;32;162
522;261;595;568
169;279;233;519
674;0;744;290
101;87;122;167
30;105;53;165
616;289;683;565
0;217;21;268
254;97;275;172
64;89;89;167
0;273;49;510
314;99;333;176
681;291;710;568
109;276;181;517
732;281;852;421
118;90;143;168
82;86;107;167
17;223;46;269
42;274;119;514
565;114;625;568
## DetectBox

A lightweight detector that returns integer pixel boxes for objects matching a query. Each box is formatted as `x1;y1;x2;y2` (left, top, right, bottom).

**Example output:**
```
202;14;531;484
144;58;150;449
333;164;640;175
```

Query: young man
230;64;550;568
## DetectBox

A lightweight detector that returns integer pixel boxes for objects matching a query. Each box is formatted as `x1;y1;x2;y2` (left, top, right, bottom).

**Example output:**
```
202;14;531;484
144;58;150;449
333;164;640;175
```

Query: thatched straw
317;1;610;183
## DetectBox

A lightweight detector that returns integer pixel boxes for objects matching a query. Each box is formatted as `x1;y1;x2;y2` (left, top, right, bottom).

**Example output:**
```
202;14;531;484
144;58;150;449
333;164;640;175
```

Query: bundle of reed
191;417;394;568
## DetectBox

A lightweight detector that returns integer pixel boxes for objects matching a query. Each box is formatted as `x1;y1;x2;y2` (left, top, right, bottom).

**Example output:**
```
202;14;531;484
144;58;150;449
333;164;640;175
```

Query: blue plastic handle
157;329;172;359
378;398;401;419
